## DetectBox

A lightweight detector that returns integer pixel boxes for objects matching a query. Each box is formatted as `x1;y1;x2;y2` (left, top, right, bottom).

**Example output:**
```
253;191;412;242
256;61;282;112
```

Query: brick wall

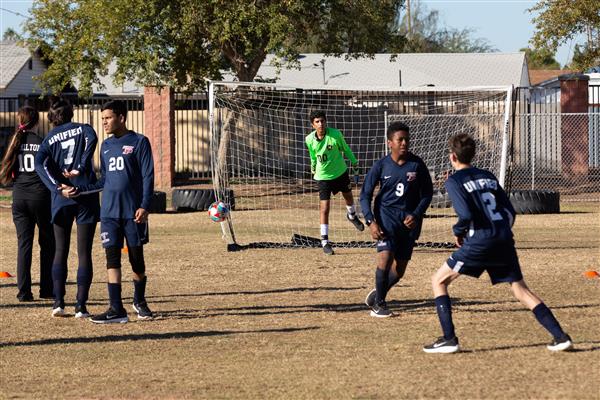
144;87;175;189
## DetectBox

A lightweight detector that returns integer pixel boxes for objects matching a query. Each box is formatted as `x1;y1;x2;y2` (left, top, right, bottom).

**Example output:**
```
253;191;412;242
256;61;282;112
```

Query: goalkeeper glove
352;166;360;184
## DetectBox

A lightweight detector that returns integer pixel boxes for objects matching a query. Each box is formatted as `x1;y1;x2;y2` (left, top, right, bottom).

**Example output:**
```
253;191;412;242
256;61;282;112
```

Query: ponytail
0;106;39;185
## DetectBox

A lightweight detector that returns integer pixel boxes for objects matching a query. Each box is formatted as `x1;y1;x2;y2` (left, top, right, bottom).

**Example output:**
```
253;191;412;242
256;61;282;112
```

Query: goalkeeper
305;110;364;256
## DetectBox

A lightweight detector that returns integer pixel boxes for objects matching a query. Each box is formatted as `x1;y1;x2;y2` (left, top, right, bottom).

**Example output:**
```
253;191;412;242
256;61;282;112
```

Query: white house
240;52;530;89
0;40;47;98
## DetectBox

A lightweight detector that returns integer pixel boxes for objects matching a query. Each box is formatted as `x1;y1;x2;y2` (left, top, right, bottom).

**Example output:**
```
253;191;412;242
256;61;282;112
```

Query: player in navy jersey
34;98;99;318
360;122;433;317
62;100;154;323
0;106;54;301
423;133;572;353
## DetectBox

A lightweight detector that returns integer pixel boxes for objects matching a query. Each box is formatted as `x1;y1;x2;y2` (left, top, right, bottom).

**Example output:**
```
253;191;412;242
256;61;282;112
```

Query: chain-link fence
511;111;600;201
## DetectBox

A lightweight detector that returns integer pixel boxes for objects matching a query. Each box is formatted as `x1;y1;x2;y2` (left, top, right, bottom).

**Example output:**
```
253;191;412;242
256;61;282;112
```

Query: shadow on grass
145;286;365;299
463;340;600;353
0;326;320;348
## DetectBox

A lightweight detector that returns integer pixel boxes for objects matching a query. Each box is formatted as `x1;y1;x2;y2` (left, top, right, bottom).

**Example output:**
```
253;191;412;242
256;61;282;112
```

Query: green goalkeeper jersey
305;127;358;180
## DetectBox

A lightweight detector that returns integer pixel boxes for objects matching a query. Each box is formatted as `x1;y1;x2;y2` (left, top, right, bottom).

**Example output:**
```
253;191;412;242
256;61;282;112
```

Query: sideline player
62;100;154;323
35;98;99;318
360;122;433;317
305;110;364;255
423;133;572;353
0;106;54;301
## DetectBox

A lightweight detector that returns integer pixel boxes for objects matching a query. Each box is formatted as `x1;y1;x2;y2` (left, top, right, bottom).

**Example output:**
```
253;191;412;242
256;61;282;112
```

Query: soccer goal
208;81;513;250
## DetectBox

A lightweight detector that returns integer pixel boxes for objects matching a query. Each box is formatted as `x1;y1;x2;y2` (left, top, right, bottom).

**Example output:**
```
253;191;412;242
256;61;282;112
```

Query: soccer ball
208;201;229;222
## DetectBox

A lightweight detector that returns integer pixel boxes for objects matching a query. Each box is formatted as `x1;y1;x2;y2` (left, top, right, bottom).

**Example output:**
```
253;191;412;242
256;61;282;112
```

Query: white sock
346;205;356;219
320;224;329;246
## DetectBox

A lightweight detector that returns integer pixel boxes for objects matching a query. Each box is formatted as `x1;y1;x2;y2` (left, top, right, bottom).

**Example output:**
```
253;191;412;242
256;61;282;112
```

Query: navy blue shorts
446;239;523;285
53;202;100;226
100;218;149;249
375;227;415;260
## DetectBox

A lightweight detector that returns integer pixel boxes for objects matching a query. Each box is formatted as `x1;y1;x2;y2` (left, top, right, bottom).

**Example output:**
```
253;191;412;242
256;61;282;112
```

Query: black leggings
52;221;96;304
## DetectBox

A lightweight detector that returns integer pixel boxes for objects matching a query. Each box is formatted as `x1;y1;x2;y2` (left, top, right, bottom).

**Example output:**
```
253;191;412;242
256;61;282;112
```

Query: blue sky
1;0;584;68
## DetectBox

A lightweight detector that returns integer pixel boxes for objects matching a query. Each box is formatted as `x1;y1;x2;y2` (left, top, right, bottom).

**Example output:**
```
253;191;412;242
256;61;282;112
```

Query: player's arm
75;125;98;173
305;137;317;175
135;136;155;223
413;161;434;218
34;141;68;193
67;146;106;196
360;162;384;239
337;132;358;167
496;183;516;227
445;178;472;239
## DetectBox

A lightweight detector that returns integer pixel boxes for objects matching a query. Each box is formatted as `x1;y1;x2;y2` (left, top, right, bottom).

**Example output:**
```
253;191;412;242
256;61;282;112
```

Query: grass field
0;200;599;399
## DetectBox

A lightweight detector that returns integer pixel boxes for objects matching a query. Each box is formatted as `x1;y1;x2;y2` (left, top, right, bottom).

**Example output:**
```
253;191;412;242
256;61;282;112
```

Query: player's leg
50;207;75;317
340;171;364;231
369;249;394;318
510;279;572;351
73;222;96;318
33;197;54;299
423;262;461;353
12;199;35;302
126;220;153;320
90;219;128;323
318;180;334;255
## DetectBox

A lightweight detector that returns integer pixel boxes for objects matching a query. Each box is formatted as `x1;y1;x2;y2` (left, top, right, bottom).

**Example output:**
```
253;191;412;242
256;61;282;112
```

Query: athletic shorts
446;240;523;285
318;171;352;200
375;229;415;260
53;202;100;226
100;218;149;249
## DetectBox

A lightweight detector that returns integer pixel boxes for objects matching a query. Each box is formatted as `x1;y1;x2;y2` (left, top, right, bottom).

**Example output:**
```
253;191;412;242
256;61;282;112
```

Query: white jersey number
482;192;503;221
395;182;405;197
108;156;124;171
18;154;35;172
60;138;75;165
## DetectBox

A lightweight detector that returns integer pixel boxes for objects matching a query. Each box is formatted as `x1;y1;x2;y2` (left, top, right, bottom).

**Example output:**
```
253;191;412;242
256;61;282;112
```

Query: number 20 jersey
445;167;516;243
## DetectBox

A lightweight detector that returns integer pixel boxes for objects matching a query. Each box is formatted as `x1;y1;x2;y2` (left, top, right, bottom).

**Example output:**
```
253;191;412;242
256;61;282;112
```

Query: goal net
209;82;512;250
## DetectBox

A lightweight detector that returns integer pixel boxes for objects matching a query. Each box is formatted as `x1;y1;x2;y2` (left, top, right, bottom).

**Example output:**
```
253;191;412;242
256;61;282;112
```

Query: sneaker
347;213;365;231
132;302;154;320
370;302;393;318
17;293;34;302
547;334;573;351
52;300;66;317
74;305;90;319
90;307;129;324
322;243;334;255
364;288;377;308
423;336;460;354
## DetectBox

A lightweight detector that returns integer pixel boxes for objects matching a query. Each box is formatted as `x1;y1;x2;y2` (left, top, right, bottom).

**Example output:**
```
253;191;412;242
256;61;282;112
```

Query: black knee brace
128;246;146;274
105;246;122;269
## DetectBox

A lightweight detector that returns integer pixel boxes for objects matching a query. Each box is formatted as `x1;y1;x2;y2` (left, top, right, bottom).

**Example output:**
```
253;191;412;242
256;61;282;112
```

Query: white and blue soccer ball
208;201;229;222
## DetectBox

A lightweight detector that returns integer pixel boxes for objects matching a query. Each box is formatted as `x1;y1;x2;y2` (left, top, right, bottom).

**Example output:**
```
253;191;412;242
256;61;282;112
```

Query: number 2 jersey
35;122;99;218
445;167;516;244
80;131;154;219
360;152;433;240
11;132;49;201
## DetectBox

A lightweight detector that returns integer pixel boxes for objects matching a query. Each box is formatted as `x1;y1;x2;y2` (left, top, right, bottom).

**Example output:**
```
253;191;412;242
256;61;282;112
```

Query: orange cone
122;246;128;254
0;271;14;278
583;270;599;279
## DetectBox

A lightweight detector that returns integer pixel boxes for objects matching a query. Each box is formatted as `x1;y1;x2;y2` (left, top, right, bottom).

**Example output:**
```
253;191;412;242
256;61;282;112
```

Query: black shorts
318;172;352;200
100;218;149;248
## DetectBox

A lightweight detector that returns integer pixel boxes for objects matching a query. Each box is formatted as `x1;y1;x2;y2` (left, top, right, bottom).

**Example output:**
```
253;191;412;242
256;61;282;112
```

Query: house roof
243;53;528;89
529;69;576;86
0;40;33;89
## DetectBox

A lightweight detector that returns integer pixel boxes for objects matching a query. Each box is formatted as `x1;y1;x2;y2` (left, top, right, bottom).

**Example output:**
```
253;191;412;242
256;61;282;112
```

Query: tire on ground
148;191;167;213
430;190;452;208
509;190;560;214
171;188;235;212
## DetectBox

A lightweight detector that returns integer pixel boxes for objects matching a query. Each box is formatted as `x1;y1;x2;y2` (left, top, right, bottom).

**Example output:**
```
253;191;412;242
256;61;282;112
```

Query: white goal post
208;81;513;250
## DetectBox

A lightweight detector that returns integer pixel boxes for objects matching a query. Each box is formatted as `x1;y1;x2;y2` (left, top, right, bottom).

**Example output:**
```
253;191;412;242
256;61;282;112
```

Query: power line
0;7;29;19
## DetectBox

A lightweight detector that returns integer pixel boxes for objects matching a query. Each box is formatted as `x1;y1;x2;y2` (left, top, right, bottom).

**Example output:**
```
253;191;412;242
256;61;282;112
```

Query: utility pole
406;0;412;38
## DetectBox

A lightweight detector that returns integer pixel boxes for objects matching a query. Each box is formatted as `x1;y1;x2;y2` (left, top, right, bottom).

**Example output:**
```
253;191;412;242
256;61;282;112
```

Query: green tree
25;0;406;96
396;1;496;53
2;28;22;41
520;47;560;69
529;0;599;71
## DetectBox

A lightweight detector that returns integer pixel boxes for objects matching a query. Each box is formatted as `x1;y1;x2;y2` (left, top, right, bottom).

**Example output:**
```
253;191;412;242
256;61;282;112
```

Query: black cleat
423;336;460;354
365;289;377;308
370;302;393;318
90;306;128;324
347;213;365;231
322;243;334;255
132;302;154;320
547;334;573;351
17;293;34;302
